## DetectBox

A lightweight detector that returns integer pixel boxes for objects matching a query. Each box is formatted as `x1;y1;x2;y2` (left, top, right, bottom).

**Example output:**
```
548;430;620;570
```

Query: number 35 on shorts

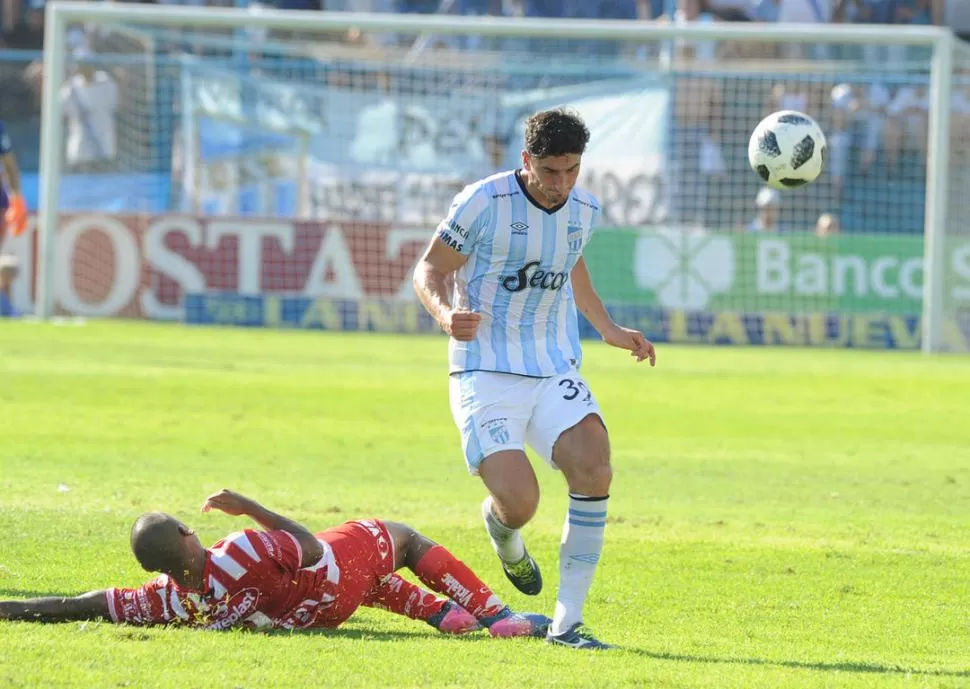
557;377;593;404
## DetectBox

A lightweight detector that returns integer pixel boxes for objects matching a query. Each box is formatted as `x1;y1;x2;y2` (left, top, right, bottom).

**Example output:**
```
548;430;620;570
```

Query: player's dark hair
130;512;187;574
524;108;590;159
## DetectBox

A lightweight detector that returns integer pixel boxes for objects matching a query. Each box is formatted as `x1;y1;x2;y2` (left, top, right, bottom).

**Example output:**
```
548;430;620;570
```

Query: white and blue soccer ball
748;110;827;190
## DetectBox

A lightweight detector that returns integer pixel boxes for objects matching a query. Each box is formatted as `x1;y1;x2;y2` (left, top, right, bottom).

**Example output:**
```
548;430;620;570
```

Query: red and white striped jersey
106;529;341;630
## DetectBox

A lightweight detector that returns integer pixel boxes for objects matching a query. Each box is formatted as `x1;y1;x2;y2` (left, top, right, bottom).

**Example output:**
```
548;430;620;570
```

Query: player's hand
602;325;657;367
201;488;255;516
443;309;481;341
5;194;27;238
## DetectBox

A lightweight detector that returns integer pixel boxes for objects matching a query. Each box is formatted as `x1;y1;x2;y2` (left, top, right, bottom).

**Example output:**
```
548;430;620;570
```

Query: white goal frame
38;2;959;352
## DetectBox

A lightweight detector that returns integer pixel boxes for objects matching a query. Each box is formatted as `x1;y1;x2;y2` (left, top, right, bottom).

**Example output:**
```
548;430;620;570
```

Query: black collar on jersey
515;169;568;215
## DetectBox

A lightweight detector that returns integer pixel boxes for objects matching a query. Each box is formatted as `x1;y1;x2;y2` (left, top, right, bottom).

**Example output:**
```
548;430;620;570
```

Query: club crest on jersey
567;224;583;252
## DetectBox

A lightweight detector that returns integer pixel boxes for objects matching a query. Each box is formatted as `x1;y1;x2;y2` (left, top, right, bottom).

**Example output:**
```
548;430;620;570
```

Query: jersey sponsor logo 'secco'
501;260;568;293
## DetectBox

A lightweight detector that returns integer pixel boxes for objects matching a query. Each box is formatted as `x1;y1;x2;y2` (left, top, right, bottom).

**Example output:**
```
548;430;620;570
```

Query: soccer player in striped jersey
0;489;550;637
413;108;657;650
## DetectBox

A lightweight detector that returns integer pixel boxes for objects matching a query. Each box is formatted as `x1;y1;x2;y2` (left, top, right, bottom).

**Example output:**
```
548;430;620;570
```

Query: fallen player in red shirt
0;489;550;638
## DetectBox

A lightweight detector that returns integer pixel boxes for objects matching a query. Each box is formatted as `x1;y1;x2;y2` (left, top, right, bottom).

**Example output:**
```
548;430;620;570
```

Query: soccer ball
748;110;827;190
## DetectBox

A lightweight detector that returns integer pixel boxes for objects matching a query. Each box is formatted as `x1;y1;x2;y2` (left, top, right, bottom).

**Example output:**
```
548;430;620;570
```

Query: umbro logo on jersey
510;222;529;234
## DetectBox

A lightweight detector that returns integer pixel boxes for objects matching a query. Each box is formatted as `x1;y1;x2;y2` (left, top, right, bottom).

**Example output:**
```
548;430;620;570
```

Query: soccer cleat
501;552;543;596
480;607;551;638
427;601;482;635
546;622;614;650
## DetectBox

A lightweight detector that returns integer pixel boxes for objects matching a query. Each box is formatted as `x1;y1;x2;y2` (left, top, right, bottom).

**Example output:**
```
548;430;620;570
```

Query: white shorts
449;369;605;475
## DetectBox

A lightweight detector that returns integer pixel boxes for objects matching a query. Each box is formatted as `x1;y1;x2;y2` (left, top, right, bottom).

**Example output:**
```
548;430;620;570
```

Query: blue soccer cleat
547;622;614;650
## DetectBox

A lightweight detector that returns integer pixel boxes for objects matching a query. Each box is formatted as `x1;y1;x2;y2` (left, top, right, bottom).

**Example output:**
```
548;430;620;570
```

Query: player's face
522;153;581;207
176;520;204;558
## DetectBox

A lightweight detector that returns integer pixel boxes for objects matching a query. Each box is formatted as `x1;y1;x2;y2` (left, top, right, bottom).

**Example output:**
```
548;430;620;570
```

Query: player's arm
201;489;323;568
0;590;111;623
571;257;657;366
1;150;21;198
412;188;489;341
412;238;481;341
0;124;26;241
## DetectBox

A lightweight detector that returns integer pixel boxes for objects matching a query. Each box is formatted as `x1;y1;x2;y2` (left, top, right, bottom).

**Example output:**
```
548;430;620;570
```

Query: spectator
775;0;830;59
60;50;120;173
837;0;941;64
883;84;928;174
3;0;44;50
778;0;830;24
946;0;970;41
815;212;840;238
768;81;812;117
671;75;725;225
857;82;891;177
951;81;970;158
828;81;890;190
746;187;782;233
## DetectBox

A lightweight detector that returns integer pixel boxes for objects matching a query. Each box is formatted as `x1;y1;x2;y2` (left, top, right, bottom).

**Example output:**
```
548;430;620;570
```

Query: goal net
24;5;969;352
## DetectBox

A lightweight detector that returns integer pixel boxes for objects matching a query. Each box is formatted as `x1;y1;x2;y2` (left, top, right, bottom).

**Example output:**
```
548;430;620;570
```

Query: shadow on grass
629;649;970;678
264;626;440;641
0;589;75;599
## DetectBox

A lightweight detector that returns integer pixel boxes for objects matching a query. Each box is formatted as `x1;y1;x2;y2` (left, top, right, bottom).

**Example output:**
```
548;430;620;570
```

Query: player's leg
449;371;543;595
382;520;550;638
478;450;543;595
363;572;481;635
527;373;613;650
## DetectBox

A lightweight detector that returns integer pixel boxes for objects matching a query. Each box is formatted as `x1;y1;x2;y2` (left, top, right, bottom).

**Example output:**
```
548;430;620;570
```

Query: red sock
364;573;446;622
414;545;506;620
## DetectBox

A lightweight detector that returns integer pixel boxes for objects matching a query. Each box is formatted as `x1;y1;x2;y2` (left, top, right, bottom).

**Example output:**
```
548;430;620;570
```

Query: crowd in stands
0;0;968;235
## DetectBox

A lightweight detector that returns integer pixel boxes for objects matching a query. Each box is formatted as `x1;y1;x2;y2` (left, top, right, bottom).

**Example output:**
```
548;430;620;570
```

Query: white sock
482;496;526;564
551;493;608;636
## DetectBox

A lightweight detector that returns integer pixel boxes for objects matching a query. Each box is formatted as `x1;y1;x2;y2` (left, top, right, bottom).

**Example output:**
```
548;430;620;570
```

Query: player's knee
494;487;539;529
586;459;613;494
507;496;539;529
565;457;612;496
556;416;612;494
385;521;433;569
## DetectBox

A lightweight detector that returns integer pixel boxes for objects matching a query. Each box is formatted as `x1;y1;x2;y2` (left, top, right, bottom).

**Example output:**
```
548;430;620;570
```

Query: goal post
35;2;965;353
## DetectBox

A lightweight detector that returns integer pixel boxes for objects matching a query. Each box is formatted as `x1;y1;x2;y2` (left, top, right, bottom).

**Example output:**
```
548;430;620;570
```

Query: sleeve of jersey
588;195;602;240
434;186;491;257
246;529;303;574
106;576;188;626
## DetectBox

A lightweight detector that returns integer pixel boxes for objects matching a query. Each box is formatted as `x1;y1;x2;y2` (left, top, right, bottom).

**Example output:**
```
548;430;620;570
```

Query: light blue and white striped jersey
435;169;601;377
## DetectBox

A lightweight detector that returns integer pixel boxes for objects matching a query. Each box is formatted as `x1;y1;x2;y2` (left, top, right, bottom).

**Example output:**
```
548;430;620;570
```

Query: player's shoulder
451;170;518;208
211;529;280;559
569;185;601;213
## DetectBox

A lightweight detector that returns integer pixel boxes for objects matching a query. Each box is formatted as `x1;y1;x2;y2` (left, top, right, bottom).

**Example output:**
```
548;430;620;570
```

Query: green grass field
1;320;969;688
